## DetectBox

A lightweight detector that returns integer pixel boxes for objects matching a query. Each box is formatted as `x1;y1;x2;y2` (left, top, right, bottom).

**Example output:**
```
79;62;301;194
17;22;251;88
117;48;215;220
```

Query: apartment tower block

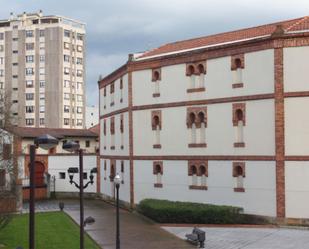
0;11;86;128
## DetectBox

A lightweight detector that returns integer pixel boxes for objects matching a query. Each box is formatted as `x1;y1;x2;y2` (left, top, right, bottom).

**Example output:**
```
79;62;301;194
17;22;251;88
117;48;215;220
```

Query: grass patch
0;211;100;249
138;199;269;224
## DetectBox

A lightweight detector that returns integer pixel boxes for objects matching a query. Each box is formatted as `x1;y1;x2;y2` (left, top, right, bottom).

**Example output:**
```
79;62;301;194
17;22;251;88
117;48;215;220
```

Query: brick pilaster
274;46;285;218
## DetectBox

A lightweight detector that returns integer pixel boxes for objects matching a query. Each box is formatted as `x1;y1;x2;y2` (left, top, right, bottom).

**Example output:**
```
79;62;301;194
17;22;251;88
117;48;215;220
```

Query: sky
0;0;308;106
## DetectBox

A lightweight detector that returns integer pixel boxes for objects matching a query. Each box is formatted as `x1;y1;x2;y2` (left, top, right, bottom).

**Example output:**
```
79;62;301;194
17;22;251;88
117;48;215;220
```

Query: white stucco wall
100;73;129;117
286;161;309;218
284;46;309;92
132;49;274;107
133;160;276;216
100;112;129;156
48;155;97;193
133;99;275;156
285;97;309;155
100;158;130;203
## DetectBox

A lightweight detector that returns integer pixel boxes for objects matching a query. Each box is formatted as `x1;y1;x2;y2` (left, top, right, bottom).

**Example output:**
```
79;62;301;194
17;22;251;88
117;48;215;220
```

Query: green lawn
0;211;101;249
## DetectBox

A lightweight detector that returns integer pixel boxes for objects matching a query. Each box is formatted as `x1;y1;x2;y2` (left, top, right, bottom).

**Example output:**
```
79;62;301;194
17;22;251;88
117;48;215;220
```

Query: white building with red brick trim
99;16;309;220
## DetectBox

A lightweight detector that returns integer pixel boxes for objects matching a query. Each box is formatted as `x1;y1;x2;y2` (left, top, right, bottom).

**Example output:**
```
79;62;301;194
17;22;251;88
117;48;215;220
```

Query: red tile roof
89;124;100;136
138;16;309;59
9;127;98;139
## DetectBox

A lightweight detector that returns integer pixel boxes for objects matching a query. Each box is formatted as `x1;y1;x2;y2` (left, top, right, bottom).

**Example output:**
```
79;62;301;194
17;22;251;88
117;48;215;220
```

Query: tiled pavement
163;226;309;249
23;200;309;249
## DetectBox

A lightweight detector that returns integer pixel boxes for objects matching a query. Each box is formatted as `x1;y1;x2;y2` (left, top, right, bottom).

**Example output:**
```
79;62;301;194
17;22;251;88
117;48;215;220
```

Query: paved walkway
23;200;309;249
64;200;194;249
163;226;309;249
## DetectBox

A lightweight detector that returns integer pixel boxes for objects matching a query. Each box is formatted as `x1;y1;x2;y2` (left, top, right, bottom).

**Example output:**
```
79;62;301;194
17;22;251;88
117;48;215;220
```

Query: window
232;103;246;147
64;42;70;49
77;82;82;90
233;162;245;192
0;57;3;64
188;161;208;190
64;30;70;37
77;107;82;113
0;33;3;40
186;62;206;92
186;107;207;147
76;57;83;64
152;68;161;97
25;68;34;75
77;95;83;102
40;55;45;62
110;117;115;149
59;172;66;179
231;55;244;88
109;160;116;182
12;63;18;66
39;30;45;37
64;93;70;100
40;81;45;88
39;67;45;75
40;106;45;113
77;33;83;41
63;80;69;88
77;70;83;77
64;55;70;62
26;80;34;88
153;161;163;188
39;118;45;125
12;100;18;103
40;93;45;100
26;106;34;113
12;50;18;54
0;70;4;77
12;37;18;41
64;105;70;113
64;118;69;125
151;111;161;149
77;119;83;126
85;140;90;147
120;114;124;149
26;55;34;63
26;43;34;50
0;45;3;52
64;67;70;75
77;45;83;52
26;30;34;37
26;118;34;126
26;93;34;100
39;42;45;50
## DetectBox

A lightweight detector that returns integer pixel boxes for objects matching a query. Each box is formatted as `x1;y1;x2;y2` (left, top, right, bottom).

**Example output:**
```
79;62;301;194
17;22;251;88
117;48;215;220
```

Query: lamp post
63;140;97;249
114;173;121;249
30;134;58;249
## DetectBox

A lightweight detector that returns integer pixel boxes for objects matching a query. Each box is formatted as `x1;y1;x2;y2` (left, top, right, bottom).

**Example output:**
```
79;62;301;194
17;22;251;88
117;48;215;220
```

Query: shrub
137;199;268;224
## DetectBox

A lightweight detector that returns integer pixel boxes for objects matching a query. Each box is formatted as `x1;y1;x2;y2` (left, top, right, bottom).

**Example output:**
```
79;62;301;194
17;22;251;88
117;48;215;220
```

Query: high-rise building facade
0;11;86;128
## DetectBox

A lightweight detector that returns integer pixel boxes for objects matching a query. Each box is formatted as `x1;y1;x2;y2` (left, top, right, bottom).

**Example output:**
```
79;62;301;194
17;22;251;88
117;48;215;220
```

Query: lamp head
114;173;121;186
84;216;95;227
34;134;58;150
67;167;78;182
62;140;80;152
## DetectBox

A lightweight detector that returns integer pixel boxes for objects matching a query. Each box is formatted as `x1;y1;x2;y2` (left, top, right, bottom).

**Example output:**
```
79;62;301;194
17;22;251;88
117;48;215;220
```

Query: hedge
137;199;268;224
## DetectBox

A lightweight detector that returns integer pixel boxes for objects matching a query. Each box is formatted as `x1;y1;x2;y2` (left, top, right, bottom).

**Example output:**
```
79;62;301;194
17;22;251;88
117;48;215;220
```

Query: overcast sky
0;0;308;106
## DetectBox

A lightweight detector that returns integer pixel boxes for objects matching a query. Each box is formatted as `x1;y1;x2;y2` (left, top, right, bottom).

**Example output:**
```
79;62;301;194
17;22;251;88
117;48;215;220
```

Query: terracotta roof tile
138;16;308;59
9;127;98;139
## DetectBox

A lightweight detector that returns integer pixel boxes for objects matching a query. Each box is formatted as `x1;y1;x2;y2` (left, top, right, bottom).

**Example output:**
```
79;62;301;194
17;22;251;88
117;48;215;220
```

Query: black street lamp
114;173;121;249
63;140;97;249
30;134;58;249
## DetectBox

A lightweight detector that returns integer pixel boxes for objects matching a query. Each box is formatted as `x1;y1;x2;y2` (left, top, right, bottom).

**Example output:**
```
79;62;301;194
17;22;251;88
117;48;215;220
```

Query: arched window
152;111;162;148
235;58;242;69
153;71;160;81
198;112;206;143
236;109;244;143
110;164;115;181
233;162;245;192
153;161;163;187
199;165;207;186
191;165;197;185
189;113;196;144
197;64;205;74
187;65;195;76
236;109;243;122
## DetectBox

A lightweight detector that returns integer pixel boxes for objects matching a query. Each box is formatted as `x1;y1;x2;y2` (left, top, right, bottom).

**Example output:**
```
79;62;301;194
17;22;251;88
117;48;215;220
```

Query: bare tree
0;90;21;229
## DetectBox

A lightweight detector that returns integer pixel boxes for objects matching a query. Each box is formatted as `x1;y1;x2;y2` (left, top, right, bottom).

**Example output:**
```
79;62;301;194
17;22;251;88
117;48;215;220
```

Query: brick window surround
109;159;116;182
232;103;246;148
231;54;245;89
153;161;163;188
152;110;162;149
233;162;245;192
187;107;207;148
188;160;208;190
152;68;161;81
186;61;206;93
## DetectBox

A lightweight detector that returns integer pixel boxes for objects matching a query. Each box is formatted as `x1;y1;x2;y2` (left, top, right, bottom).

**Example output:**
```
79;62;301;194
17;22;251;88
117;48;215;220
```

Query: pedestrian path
163;226;309;249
